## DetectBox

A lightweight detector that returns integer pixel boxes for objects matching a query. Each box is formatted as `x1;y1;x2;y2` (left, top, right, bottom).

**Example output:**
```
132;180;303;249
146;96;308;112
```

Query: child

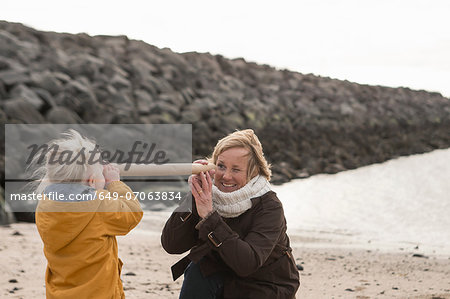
35;129;143;299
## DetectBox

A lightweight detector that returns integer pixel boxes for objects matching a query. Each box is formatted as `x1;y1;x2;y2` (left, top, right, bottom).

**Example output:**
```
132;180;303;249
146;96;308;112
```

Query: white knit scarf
212;175;271;218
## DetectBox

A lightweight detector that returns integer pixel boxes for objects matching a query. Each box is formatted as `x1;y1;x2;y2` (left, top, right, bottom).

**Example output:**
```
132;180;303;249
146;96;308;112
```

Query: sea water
272;148;450;257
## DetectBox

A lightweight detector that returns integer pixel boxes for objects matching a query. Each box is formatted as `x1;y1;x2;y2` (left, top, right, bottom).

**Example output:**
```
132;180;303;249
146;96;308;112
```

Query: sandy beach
1;211;449;299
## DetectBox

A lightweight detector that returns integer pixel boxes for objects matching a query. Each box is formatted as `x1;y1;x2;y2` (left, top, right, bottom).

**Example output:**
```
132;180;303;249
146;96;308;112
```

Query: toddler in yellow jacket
35;130;143;299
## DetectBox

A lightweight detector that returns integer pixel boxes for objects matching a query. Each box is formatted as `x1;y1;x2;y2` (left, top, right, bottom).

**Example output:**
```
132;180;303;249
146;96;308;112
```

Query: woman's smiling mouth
221;182;237;188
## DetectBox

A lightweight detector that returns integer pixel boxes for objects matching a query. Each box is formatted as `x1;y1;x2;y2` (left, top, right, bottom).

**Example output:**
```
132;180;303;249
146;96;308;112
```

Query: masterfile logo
4;124;193;212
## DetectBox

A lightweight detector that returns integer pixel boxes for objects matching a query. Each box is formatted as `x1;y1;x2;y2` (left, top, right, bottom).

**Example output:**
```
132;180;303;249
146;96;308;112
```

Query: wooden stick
117;163;216;176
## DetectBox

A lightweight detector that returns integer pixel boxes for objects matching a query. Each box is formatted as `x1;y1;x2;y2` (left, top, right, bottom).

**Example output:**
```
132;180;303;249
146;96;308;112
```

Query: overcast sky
3;0;450;97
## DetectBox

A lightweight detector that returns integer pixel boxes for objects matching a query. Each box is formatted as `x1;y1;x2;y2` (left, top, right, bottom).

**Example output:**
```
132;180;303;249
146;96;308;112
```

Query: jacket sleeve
197;197;284;277
161;193;200;254
98;181;143;236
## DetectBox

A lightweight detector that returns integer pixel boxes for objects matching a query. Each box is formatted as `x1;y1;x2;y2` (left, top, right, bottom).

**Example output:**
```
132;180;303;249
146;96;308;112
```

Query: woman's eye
232;168;240;172
218;164;225;170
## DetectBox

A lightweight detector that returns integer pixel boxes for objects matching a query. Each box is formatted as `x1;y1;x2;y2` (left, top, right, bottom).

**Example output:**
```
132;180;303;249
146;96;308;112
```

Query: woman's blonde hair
30;129;100;194
209;129;271;181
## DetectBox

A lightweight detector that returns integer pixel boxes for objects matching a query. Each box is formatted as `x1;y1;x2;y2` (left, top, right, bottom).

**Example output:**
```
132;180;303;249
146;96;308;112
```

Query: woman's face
214;147;249;192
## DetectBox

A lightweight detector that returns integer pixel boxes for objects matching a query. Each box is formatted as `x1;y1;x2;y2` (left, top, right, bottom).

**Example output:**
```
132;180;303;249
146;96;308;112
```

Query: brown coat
161;191;300;299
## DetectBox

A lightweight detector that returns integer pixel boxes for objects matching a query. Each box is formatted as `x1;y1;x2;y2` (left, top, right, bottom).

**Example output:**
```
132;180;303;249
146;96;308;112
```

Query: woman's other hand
188;159;215;188
191;171;213;218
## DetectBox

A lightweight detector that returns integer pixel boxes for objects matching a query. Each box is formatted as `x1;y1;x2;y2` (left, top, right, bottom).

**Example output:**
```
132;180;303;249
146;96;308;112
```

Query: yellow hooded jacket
36;181;143;299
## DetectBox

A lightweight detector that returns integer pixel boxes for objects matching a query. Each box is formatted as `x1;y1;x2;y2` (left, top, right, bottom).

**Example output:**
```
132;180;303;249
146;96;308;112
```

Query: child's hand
103;164;120;186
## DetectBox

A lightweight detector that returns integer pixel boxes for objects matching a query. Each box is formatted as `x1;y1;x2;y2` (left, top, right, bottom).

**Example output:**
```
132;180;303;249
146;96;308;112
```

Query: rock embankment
1;20;450;187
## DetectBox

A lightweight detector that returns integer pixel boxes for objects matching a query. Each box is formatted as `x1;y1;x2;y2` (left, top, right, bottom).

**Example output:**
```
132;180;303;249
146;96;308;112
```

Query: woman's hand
191;171;213;218
188;159;215;188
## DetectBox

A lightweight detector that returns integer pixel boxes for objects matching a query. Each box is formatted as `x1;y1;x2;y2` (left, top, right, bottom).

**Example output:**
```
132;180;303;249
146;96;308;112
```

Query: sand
1;212;449;299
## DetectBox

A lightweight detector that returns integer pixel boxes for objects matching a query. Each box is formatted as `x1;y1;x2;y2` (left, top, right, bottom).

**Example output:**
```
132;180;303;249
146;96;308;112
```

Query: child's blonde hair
31;129;100;194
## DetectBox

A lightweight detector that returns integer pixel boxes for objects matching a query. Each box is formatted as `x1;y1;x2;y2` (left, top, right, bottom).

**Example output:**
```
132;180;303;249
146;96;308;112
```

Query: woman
161;129;300;299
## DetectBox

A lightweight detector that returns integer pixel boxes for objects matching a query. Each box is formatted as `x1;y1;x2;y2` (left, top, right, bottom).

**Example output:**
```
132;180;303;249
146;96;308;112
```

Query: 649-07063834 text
8;191;182;201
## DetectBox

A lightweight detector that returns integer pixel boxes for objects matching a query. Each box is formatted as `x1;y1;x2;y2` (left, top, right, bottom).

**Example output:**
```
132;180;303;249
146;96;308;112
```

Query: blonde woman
34;130;143;298
162;129;300;299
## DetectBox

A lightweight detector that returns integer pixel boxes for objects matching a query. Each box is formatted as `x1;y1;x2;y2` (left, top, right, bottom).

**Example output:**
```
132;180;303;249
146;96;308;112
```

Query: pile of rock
1;20;449;189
